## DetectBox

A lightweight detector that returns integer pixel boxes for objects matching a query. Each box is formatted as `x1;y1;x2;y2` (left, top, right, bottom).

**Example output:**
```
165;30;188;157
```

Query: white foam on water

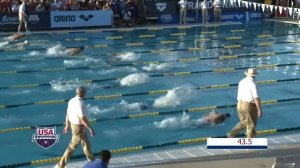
154;112;208;129
46;45;67;56
120;73;149;86
63;57;103;67
28;51;41;56
87;104;115;116
118;100;146;112
154;112;191;129
116;52;140;61
153;85;194;108
142;63;172;71
50;77;89;92
0;41;9;48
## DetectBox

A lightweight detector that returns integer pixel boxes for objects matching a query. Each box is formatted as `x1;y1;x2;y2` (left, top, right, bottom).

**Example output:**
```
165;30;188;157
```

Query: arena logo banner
221;12;246;21
249;11;263;20
144;0;209;16
50;10;112;28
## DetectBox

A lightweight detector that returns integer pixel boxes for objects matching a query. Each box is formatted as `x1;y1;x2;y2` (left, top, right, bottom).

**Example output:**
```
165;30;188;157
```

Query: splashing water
63;57;103;67
120;73;149;86
46;45;68;56
119;100;148;112
116;52;140;61
142;63;172;71
50;77;89;92
154;112;208;129
153;85;194;108
0;41;9;48
28;51;41;56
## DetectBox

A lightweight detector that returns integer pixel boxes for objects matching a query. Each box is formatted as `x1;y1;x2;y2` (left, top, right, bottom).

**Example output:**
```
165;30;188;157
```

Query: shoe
54;164;62;168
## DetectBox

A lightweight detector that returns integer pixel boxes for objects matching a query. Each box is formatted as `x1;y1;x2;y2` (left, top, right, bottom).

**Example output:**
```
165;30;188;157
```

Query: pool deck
39;131;300;168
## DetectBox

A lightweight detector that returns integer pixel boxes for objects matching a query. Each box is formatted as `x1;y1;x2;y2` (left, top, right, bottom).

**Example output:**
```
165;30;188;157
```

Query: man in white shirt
213;0;222;22
18;0;29;33
55;86;95;168
227;68;263;138
178;0;188;24
201;0;209;24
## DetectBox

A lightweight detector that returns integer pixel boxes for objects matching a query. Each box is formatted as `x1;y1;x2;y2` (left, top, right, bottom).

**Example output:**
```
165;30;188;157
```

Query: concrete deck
39;132;300;168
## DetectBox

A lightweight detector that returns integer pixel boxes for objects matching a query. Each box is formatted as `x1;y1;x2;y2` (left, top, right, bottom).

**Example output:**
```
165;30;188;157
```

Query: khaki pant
202;9;208;24
179;8;187;24
59;124;94;168
214;7;222;22
228;101;258;138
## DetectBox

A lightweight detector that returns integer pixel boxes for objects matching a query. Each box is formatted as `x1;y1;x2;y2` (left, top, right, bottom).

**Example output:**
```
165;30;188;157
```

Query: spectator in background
51;0;63;10
201;0;209;24
18;0;29;33
0;0;10;13
110;0;118;14
69;0;79;10
28;0;38;12
11;0;20;12
78;0;89;10
93;0;101;10
102;1;111;10
178;0;187;24
127;0;136;25
213;0;222;22
83;150;112;168
35;0;46;11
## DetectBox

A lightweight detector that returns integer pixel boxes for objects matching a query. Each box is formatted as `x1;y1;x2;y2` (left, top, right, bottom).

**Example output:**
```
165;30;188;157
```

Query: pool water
0;21;299;166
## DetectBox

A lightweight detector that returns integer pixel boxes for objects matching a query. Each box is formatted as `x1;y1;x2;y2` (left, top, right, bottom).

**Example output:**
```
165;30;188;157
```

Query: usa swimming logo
32;127;60;149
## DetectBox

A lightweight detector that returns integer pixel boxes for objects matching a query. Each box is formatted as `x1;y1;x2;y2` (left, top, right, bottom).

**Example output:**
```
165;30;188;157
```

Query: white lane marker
269;138;280;143
284;135;296;142
153;153;163;160
165;151;177;159
200;147;215;155
182;149;196;157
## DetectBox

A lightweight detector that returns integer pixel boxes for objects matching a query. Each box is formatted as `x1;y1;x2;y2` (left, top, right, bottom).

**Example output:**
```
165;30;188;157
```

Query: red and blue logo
32;127;60;149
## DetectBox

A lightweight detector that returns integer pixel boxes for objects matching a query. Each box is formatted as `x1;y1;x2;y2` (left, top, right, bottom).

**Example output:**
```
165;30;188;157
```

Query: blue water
0;21;300;166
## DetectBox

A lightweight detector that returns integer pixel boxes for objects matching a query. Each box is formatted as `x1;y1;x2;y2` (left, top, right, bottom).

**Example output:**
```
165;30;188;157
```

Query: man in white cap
227;68;262;138
55;86;95;168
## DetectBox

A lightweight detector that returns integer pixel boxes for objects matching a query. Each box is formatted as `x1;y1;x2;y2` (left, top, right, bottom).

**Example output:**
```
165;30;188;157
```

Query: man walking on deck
55;86;95;168
227;68;263;138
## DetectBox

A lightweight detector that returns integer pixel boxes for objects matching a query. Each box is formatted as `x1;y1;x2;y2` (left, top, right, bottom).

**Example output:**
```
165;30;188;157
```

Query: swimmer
7;33;25;42
15;40;30;48
65;46;84;56
196;111;231;126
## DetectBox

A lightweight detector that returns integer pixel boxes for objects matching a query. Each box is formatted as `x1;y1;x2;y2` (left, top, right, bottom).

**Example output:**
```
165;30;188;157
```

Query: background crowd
0;0;140;25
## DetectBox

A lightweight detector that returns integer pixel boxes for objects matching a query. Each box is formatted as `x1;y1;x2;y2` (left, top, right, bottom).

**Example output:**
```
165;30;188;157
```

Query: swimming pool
0;20;299;167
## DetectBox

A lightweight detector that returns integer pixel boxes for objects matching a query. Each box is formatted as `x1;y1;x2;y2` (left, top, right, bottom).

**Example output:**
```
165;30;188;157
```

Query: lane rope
1;97;299;134
1;124;300;168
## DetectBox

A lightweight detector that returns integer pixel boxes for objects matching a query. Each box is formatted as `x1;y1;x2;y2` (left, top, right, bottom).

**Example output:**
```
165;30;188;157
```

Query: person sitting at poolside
195;111;231;126
83;150;111;168
7;33;25;42
65;46;84;56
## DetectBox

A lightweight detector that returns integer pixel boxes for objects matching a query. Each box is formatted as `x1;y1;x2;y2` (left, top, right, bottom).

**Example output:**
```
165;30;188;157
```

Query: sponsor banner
158;12;215;24
221;12;246;21
248;11;263;20
0;12;50;30
144;0;249;17
144;0;213;16
50;10;112;28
